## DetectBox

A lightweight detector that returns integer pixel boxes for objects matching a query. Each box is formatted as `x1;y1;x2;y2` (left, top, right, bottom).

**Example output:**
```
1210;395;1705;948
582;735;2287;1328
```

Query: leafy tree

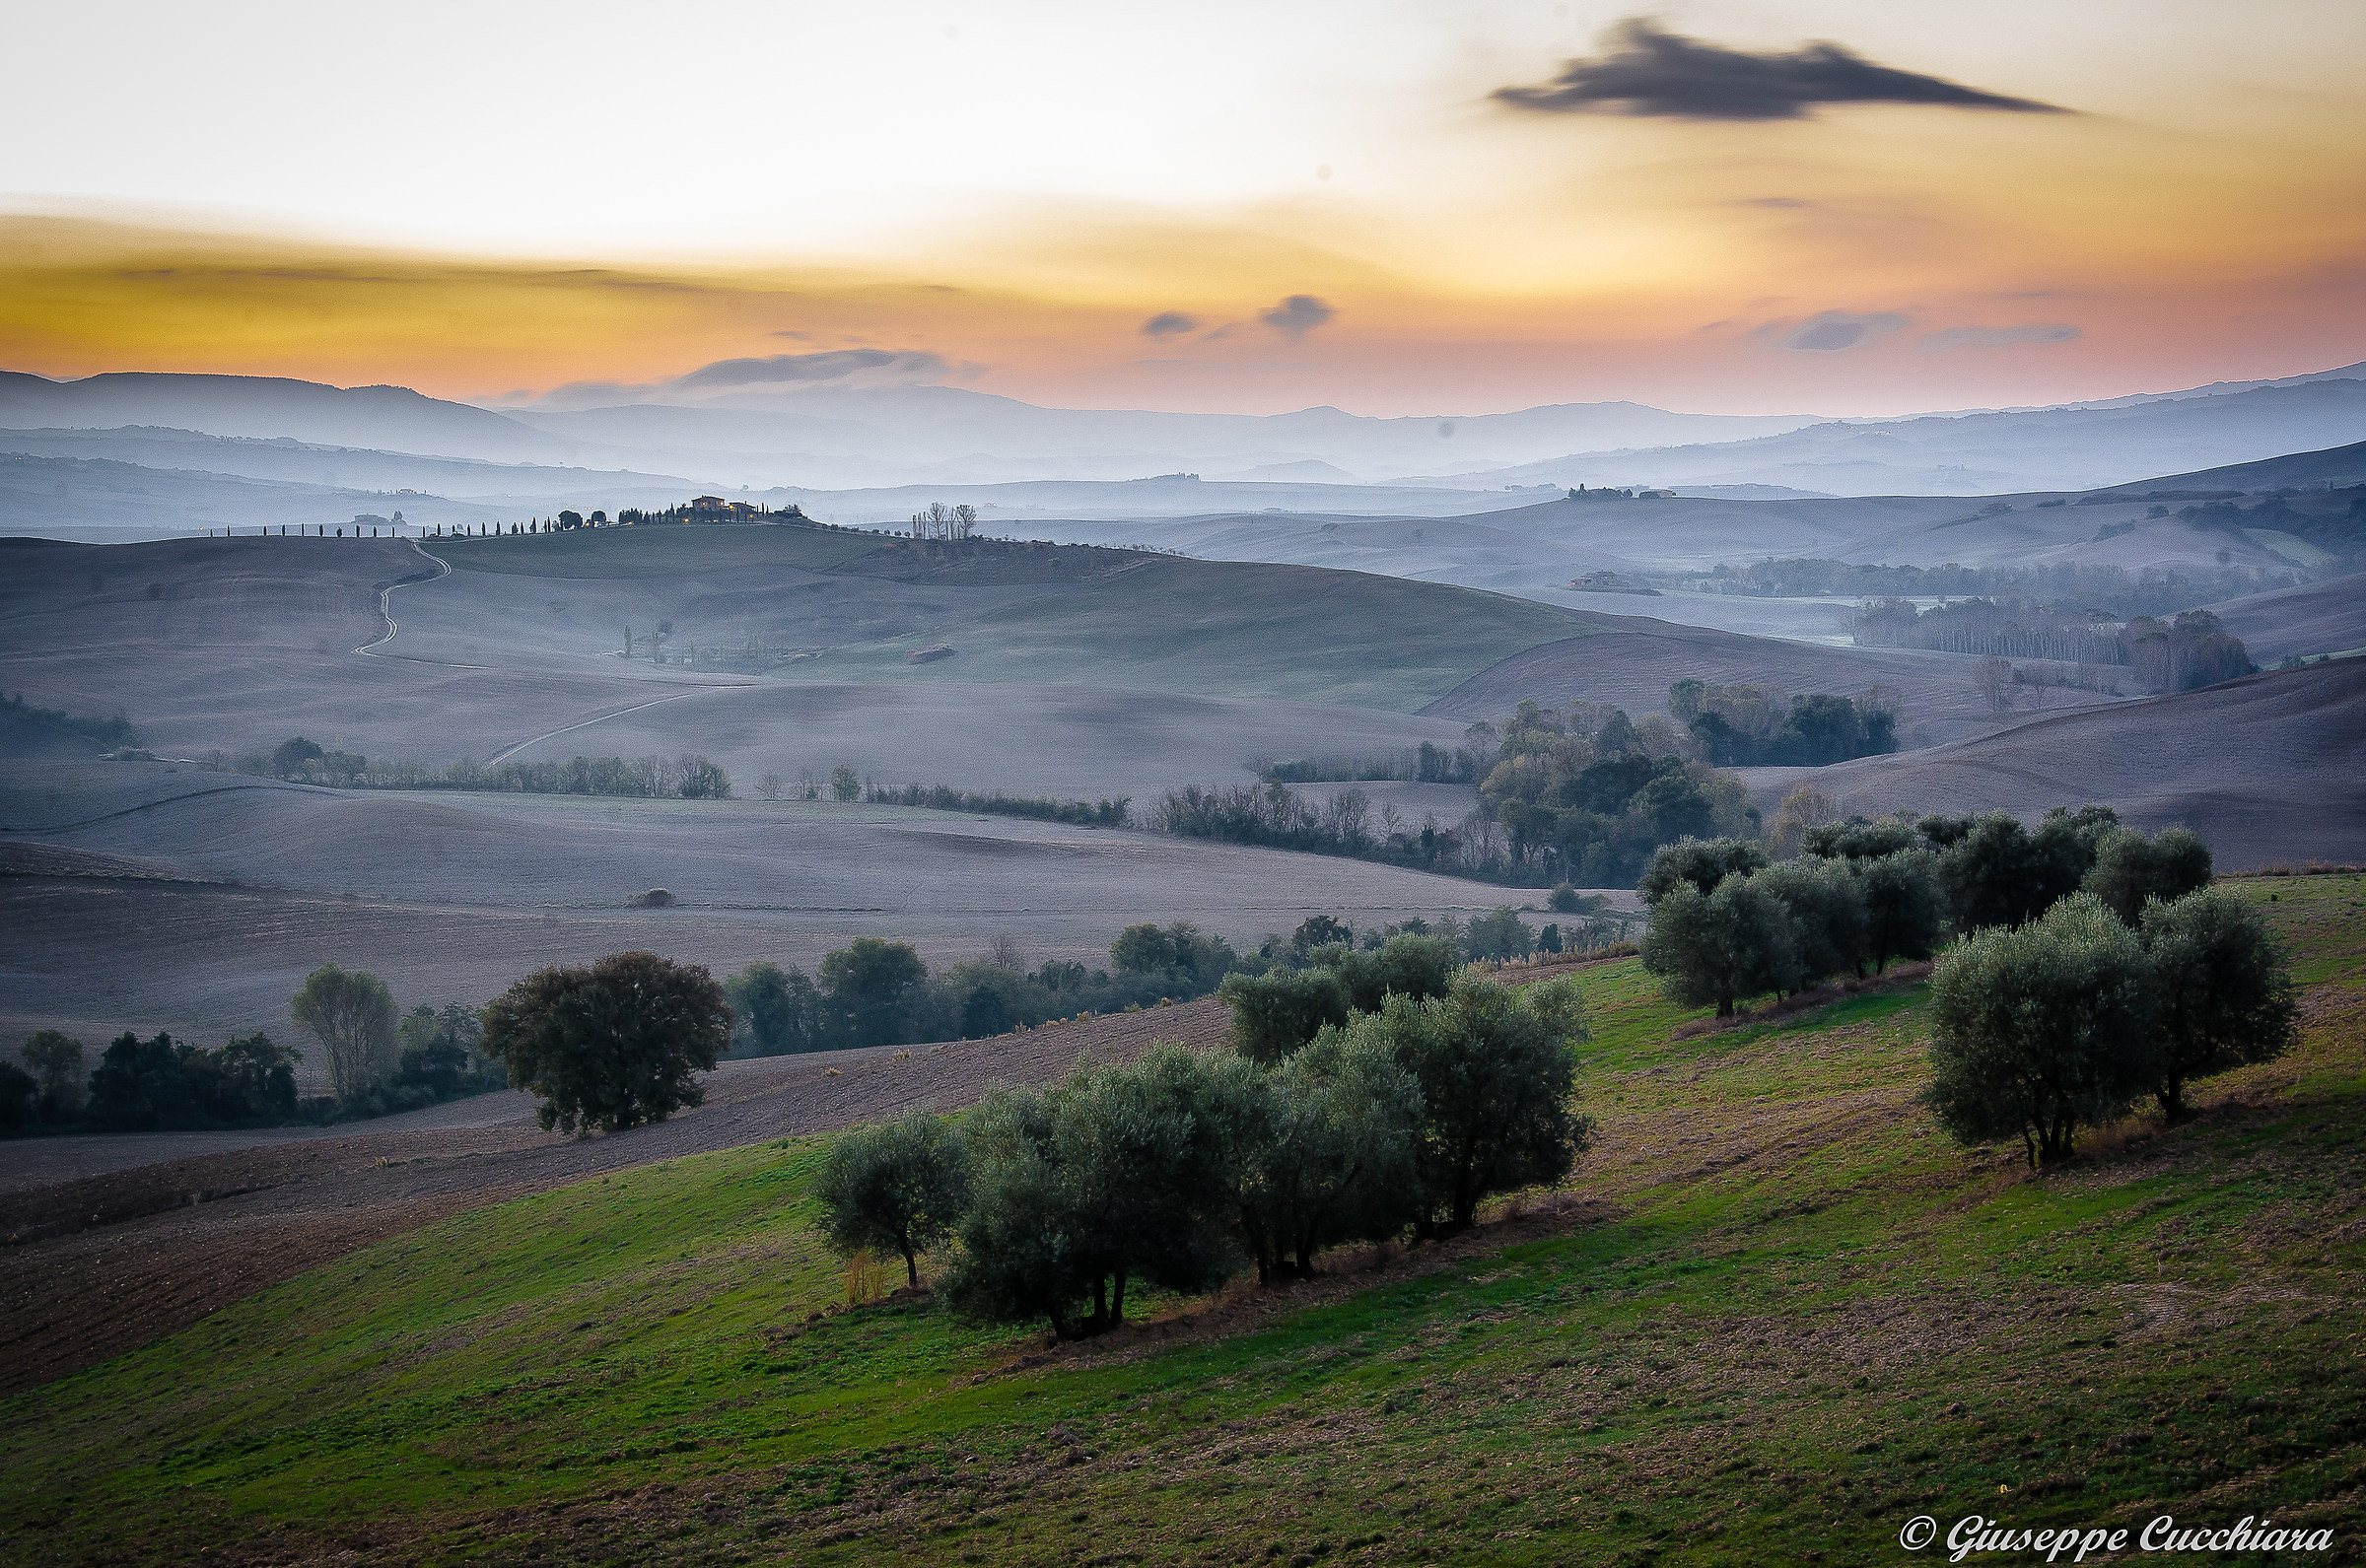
271;736;324;778
1218;967;1351;1063
1755;856;1867;985
1316;933;1460;1014
291;965;399;1105
87;1031;195;1129
1854;848;1948;973
675;755;731;798
21;1029;85;1119
1110;921;1235;991
941;1048;1238;1338
1202;1031;1424;1282
1637;836;1769;903
201;1032;301;1121
1803;818;1920;861
482;951;731;1134
816;1112;972;1287
392;1004;500;1100
2138;888;2297;1121
1290;915;1353;956
724;962;825;1055
1548;883;1585;914
1640;873;1798;1018
1354;977;1590;1237
1463;907;1535;962
0;1062;35;1132
821;938;929;1050
2086;826;2213;924
1922;894;2157;1167
830;765;862;801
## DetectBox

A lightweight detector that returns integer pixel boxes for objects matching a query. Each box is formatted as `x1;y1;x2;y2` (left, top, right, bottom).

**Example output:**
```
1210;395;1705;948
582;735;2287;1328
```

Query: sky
3;0;2363;417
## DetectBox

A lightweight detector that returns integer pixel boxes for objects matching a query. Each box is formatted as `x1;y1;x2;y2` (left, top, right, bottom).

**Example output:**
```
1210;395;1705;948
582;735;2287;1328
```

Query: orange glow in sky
3;2;2362;416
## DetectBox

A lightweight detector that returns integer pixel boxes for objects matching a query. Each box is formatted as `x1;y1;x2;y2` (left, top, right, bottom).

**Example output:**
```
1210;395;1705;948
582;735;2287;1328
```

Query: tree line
0;967;503;1135
1666;679;1899;767
1854;601;2255;691
1687;557;2290;617
253;737;733;799
1636;805;2211;1018
816;966;1591;1338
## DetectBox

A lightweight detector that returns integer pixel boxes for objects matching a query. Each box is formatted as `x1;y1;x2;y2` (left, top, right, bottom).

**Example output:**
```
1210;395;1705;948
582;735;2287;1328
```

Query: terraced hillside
2;875;2358;1566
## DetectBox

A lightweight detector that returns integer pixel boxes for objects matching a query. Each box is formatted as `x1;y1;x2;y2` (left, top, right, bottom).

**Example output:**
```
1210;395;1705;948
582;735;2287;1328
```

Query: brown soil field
1743;657;2366;866
0;998;1229;1398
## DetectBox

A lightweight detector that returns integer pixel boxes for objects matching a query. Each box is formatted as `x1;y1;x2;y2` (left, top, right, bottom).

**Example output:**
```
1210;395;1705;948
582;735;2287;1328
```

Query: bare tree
798;767;819;800
987;934;1026;971
1973;655;2017;715
758;771;785;801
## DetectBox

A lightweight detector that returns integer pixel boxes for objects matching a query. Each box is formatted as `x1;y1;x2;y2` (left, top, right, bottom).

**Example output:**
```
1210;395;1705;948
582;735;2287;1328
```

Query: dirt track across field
0;998;1228;1399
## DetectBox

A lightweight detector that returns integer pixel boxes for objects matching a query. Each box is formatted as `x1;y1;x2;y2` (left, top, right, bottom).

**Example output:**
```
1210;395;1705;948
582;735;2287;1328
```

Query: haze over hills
7;361;2364;503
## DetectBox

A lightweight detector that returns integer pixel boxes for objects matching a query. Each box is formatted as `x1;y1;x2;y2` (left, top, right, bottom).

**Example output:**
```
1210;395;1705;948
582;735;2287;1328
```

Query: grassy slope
798;559;1598;713
438;527;1598;713
5;878;2362;1566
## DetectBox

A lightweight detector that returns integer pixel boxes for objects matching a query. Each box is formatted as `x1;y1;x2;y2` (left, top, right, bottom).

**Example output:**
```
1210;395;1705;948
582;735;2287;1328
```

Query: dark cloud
1758;310;1909;352
1141;310;1200;337
1916;322;2080;353
1259;295;1335;337
672;349;948;389
1494;19;2068;122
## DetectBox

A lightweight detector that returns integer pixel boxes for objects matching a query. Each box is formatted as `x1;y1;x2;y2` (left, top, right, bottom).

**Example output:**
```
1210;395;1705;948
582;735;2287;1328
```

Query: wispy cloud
1494;19;2068;122
1916;322;2081;353
1756;310;1911;352
1259;294;1335;337
1141;310;1200;337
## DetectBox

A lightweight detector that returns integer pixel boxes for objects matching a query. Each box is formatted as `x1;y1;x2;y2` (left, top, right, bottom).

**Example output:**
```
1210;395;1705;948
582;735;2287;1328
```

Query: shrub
1640;873;1798;1018
2086;826;2213;924
290;965;399;1105
816;1112;972;1288
1352;976;1591;1236
1218;968;1351;1063
2138;887;2297;1121
482;951;731;1134
1637;836;1769;903
1548;883;1584;913
1922;894;2157;1166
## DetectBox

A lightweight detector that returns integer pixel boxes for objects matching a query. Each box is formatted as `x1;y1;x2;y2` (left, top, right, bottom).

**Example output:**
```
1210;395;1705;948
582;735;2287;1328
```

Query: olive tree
1202;1030;1424;1282
2085;826;2213;924
1637;836;1769;903
815;1111;972;1287
482;950;731;1134
1218;967;1350;1063
1314;932;1460;1014
940;1047;1238;1339
1922;894;2157;1167
1640;873;1798;1018
1853;848;1949;974
2138;887;2297;1122
290;964;399;1104
1357;976;1592;1237
1754;855;1866;987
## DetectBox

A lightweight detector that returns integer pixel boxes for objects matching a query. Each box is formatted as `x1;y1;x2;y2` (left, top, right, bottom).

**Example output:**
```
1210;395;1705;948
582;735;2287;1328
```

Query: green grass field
6;877;2361;1566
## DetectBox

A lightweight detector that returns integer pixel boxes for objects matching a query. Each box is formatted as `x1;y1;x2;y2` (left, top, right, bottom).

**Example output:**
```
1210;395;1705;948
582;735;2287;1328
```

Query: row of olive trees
1636;811;2215;1018
817;971;1591;1339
